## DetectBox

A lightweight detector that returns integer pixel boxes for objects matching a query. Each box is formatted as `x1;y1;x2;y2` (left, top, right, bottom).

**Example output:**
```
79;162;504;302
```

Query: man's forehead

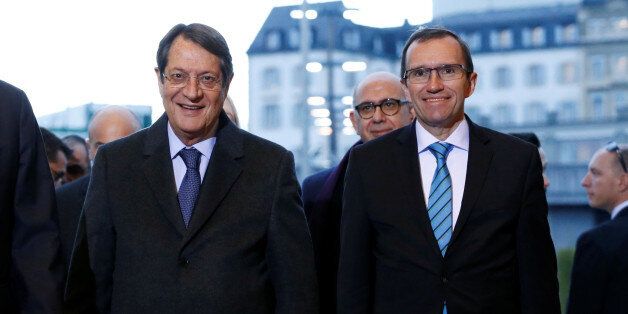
357;81;402;102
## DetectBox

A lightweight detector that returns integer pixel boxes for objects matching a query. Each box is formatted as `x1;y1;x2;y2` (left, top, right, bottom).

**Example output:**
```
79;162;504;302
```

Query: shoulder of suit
578;216;628;251
230;127;290;156
303;167;334;188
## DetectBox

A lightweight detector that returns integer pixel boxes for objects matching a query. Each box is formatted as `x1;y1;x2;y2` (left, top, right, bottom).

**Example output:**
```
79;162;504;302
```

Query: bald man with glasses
302;71;414;313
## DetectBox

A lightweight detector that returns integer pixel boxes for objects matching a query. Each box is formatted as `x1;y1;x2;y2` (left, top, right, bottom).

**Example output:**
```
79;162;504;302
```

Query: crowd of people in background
1;22;627;314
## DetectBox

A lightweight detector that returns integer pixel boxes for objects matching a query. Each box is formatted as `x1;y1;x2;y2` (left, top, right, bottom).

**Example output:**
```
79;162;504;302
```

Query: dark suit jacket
56;175;90;270
56;174;97;313
0;80;63;313
567;206;628;314
338;118;560;314
75;112;317;313
302;142;359;314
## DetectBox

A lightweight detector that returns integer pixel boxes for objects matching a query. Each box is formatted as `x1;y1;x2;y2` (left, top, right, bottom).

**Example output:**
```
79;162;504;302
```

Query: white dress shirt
611;200;628;219
167;123;216;191
415;119;469;229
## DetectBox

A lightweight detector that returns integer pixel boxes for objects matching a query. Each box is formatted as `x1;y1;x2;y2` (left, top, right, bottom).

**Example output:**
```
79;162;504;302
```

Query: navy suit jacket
567;206;628;314
69;112;318;313
338;118;560;314
0;80;63;313
56;175;90;269
302;142;359;314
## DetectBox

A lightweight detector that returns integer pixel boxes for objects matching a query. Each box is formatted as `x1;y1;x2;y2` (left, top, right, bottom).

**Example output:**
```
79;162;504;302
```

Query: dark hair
400;27;474;78
156;23;233;92
510;132;541;148
40;127;72;162
62;134;88;153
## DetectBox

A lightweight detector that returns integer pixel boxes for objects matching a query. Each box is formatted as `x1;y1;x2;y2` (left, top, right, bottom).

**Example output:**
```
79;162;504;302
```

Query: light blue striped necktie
427;142;454;257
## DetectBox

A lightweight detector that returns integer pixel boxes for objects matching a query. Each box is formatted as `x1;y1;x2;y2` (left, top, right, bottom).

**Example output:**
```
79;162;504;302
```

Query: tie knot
428;142;453;161
179;147;202;170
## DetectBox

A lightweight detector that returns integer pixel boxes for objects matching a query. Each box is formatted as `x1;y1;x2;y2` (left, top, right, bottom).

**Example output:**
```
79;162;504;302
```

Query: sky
0;0;431;128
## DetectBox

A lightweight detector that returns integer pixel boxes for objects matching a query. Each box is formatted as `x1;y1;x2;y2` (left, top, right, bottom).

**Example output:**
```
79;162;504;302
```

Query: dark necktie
427;142;454;256
178;147;202;228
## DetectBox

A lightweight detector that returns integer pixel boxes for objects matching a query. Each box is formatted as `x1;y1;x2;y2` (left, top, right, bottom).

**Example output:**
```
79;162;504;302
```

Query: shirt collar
416;118;470;153
611;200;628;219
167;122;216;160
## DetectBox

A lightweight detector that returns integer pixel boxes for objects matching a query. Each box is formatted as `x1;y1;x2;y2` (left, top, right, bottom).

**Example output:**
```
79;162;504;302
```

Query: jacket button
442;276;448;284
179;258;189;267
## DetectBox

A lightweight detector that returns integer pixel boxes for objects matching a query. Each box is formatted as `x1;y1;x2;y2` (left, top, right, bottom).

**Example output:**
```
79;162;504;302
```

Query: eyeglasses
354;98;409;119
606;141;627;173
403;64;469;85
162;71;222;91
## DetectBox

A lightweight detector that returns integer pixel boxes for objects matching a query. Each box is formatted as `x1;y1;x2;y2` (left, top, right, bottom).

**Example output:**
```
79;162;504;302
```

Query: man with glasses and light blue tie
567;141;628;314
72;23;317;313
338;27;560;314
302;71;414;313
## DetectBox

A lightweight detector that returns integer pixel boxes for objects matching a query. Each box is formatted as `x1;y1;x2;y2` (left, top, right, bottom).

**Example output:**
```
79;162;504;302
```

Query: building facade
248;0;628;248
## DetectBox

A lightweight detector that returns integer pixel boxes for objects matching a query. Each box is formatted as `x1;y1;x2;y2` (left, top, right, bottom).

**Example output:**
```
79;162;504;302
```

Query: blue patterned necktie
178;147;202;228
427;142;454;257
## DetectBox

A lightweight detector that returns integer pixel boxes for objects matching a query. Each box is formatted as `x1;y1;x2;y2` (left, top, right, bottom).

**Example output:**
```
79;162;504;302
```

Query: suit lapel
395;122;442;257
141;114;186;236
450;118;494;245
182;113;243;246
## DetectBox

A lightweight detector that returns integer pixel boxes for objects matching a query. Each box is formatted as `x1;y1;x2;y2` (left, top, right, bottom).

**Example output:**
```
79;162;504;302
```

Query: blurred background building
247;0;627;250
38;103;152;138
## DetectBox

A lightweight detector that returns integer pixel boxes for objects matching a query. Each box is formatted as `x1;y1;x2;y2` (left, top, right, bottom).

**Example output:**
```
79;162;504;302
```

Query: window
292;103;305;127
262;67;280;89
493;104;514;125
490;29;513;49
262;104;281;129
343;30;360;50
611;54;627;80
344;71;357;89
615;91;627;111
558;101;577;122
557;62;578;84
292;65;304;87
373;36;383;54
589;92;605;120
494;66;513;88
523;26;546;47
586;19;606;37
288;28;300;48
266;30;281;50
588;55;607;81
461;32;482;51
555;24;578;44
526;64;546;87
524;102;546;124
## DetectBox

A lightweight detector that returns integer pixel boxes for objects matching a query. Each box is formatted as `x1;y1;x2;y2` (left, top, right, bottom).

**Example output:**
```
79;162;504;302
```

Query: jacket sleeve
11;89;64;313
84;146;115;313
337;150;372;314
516;148;560;313
267;150;319;313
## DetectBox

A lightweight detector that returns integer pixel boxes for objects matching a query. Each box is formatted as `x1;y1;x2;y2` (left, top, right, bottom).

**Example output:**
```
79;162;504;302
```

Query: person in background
302;71;414;313
510;132;550;189
60;105;140;313
68;23;317;313
40;127;72;189
62;135;90;184
567;142;628;314
338;27;559;313
223;95;240;127
0;80;63;312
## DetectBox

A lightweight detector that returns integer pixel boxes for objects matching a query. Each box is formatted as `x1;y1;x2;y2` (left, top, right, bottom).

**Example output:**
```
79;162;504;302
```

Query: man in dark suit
70;23;317;313
302;71;414;313
567;142;628;314
57;105;140;269
338;28;560;314
0;80;63;312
